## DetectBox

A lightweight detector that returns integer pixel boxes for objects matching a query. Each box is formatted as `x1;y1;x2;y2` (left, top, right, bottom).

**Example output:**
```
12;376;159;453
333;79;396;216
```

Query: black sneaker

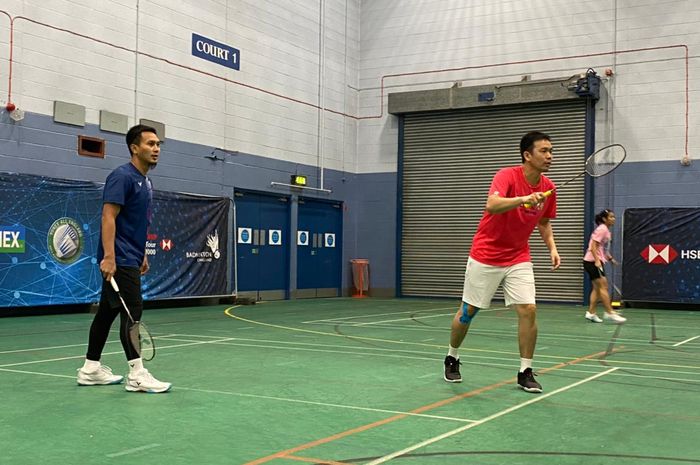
517;368;542;393
444;355;462;383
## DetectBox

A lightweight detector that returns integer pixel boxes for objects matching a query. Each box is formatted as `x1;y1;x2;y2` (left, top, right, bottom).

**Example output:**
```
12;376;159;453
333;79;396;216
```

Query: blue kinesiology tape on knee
459;301;479;324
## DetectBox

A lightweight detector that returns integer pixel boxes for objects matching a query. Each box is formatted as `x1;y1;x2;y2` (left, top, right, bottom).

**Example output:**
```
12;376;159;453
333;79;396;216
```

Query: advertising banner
143;191;229;299
0;172;230;307
622;208;700;304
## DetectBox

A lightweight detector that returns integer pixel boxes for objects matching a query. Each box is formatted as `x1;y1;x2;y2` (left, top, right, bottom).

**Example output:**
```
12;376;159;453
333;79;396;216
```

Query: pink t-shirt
584;223;611;263
470;166;557;266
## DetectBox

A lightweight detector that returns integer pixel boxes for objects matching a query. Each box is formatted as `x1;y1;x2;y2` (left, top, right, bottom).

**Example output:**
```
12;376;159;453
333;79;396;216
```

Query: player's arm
486;191;548;214
140;254;149;275
590;240;602;268
536;217;560;270
100;203;121;281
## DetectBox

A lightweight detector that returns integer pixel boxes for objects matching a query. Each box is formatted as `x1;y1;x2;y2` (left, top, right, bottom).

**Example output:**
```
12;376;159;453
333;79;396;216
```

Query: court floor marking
306;320;700;348
3;342;696;386
105;444;162;458
302;306;470;323
176;386;478;423
673;335;700;347
365;367;620;465
0;365;475;423
0;337;236;368
241;350;610;465
304;306;506;324
225;308;700;362
2;326;696;377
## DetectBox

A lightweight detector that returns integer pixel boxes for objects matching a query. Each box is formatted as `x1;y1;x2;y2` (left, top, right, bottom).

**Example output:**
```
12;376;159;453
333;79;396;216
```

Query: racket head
585;144;626;177
128;321;156;361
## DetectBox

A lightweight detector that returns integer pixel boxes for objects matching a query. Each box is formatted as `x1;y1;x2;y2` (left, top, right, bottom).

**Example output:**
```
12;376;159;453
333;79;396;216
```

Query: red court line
243;350;608;465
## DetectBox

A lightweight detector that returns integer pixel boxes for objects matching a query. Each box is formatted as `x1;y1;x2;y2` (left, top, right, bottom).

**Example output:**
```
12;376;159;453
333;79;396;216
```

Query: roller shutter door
400;100;586;302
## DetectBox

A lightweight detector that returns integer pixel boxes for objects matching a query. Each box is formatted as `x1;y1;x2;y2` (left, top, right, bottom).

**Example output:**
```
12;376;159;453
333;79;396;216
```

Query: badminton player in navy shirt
77;124;171;393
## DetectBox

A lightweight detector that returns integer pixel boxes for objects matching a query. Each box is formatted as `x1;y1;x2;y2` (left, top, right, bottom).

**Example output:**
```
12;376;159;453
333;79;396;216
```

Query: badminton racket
524;144;626;208
110;277;155;361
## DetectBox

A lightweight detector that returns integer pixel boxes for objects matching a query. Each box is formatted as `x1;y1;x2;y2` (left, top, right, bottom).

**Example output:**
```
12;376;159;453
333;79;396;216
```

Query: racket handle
109;276;120;293
522;190;553;209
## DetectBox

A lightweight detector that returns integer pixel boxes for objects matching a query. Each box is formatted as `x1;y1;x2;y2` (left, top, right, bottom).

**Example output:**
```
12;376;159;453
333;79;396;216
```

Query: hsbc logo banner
623;208;700;304
640;244;678;264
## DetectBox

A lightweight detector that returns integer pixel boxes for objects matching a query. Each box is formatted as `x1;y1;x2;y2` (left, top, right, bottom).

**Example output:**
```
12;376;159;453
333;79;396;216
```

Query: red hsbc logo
160;239;173;251
640;244;678;264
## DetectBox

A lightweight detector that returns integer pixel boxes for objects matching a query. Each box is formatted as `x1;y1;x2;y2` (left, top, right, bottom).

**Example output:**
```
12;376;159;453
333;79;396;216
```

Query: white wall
358;0;700;172
0;0;359;173
2;0;699;174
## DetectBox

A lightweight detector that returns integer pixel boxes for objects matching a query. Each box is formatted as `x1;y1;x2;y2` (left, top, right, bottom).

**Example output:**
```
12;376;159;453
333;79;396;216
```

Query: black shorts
583;260;605;281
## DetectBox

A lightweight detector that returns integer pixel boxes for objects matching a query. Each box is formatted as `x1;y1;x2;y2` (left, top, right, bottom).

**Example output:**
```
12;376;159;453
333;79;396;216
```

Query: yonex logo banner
640;244;678;264
0;226;25;253
623;208;700;304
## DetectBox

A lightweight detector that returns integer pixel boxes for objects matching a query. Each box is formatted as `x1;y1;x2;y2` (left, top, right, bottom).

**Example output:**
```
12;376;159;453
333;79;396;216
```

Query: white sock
128;358;144;374
519;358;533;372
448;345;459;359
83;359;100;371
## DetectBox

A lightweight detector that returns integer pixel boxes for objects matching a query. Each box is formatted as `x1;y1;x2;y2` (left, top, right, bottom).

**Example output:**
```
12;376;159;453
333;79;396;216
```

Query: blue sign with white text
192;33;240;70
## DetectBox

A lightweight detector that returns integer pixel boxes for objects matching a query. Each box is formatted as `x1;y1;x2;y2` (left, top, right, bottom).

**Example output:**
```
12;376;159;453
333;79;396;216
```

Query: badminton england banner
0;172;230;307
622;208;700;304
142;191;230;299
0;172;103;306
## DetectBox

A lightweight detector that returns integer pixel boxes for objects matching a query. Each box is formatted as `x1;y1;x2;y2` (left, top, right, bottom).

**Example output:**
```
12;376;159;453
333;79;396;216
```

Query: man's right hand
100;257;117;281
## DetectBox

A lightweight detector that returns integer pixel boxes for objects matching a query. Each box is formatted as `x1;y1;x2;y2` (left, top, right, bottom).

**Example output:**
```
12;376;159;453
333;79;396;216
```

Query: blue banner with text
0;172;229;307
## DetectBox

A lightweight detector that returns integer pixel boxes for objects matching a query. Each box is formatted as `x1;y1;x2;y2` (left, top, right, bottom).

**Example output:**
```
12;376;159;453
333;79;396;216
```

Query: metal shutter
400;100;586;302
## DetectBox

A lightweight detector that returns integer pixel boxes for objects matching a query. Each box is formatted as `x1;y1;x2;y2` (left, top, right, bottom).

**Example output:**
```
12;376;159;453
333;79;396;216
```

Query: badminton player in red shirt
443;131;561;393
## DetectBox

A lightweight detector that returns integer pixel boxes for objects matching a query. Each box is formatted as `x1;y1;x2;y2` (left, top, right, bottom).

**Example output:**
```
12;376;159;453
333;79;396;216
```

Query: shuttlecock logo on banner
47;217;84;264
207;230;220;259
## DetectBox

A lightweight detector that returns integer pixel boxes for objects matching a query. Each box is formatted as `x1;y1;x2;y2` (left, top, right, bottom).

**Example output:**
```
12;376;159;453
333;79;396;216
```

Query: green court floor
1;298;699;464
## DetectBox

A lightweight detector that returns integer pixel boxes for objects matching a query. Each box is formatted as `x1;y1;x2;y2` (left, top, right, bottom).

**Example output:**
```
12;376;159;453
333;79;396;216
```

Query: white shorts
461;257;536;309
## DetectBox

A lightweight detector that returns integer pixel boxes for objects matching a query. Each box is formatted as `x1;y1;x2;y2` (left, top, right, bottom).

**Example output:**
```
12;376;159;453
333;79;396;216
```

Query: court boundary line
674;335;700;347
241;349;610;465
365;367;620;465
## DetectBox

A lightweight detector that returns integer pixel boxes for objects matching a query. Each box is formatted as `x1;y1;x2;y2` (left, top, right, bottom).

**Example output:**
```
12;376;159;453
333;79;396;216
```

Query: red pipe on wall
0;10;690;156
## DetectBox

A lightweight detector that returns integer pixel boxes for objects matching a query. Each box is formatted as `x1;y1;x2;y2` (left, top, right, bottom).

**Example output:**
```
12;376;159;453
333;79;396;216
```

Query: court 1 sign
192;33;240;70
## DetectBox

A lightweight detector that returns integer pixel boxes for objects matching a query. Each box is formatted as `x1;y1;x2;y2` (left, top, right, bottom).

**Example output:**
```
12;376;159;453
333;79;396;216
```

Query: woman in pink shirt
583;209;626;323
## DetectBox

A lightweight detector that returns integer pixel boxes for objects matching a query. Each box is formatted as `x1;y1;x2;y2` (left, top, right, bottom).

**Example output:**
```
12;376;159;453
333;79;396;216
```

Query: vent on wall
78;135;106;158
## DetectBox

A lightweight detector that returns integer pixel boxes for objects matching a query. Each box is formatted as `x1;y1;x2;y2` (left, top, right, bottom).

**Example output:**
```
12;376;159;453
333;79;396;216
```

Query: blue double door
296;198;343;298
234;191;290;300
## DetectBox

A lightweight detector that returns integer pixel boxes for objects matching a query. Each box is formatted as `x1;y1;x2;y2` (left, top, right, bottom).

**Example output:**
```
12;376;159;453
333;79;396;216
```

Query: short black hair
126;124;158;154
520;131;551;163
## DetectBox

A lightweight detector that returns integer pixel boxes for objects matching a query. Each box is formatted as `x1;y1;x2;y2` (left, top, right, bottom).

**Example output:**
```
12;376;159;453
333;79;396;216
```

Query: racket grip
109;276;120;293
522;190;553;209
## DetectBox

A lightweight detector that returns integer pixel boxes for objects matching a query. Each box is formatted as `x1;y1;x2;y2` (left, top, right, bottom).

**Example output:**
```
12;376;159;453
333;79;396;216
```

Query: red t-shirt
470;166;557;266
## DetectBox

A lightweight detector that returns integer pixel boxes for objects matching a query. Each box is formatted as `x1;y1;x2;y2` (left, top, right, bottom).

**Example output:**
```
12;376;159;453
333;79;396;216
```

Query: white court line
365;367;620;465
106;444;161;458
0;337;235;368
351;313;453;326
308;307;507;326
175;386;477;423
0;365;475;423
0;367;74;379
673;335;700;347
303;306;458;324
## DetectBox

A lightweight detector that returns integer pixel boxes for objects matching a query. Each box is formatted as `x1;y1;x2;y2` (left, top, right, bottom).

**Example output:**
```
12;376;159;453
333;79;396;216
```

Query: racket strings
585;145;626;177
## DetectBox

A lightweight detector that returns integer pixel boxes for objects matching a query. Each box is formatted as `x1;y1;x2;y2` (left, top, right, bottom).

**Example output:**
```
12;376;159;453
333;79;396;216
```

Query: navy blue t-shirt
97;163;153;267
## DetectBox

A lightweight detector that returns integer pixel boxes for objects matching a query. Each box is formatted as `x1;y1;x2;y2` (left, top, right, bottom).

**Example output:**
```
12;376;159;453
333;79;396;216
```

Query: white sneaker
125;369;172;393
604;312;627;324
585;311;603;323
77;365;124;386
